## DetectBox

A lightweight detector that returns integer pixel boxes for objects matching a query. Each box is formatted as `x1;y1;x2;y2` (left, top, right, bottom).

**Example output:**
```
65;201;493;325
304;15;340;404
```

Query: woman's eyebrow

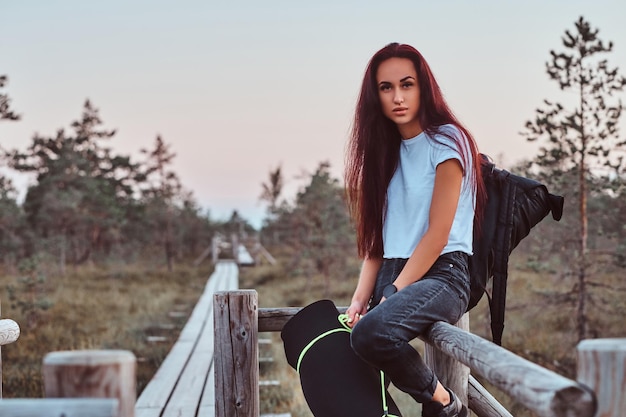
378;76;415;85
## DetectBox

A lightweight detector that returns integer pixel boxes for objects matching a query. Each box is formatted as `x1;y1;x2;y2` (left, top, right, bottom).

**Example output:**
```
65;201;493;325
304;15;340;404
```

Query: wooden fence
214;289;626;417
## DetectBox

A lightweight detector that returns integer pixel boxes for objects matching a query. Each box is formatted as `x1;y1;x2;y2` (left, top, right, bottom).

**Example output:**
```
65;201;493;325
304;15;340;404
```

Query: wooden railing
1;269;624;417
214;289;626;417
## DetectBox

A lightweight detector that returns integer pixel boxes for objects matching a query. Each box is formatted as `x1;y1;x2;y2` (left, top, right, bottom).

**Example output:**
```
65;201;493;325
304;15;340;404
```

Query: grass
1;259;214;398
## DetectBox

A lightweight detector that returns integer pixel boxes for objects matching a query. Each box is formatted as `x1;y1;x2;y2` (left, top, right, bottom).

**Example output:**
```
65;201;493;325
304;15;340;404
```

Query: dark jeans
350;251;470;404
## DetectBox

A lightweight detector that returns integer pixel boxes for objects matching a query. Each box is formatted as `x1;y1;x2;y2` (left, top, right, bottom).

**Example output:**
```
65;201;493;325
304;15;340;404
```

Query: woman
344;43;485;417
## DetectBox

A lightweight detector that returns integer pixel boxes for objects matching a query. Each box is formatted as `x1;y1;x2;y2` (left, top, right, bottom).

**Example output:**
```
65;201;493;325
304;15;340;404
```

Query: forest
0;15;625;416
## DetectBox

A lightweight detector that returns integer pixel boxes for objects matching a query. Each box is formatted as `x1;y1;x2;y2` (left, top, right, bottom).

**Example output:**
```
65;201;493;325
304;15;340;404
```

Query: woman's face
376;57;422;139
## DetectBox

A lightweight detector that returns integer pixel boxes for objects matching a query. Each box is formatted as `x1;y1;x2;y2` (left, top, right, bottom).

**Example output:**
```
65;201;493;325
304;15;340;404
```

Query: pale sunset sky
2;1;625;228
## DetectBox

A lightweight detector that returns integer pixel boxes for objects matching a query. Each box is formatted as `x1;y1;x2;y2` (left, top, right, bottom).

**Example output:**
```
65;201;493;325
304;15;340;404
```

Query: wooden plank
136;260;238;417
425;313;470;405
135;339;195;411
577;338;625;417
0;398;119;417
0;318;20;346
161;302;215;417
423;321;595;417
214;290;259;417
468;375;513;417
199;357;216;409
258;380;280;386
135;262;224;414
258;306;347;332
43;350;136;417
199;261;239;412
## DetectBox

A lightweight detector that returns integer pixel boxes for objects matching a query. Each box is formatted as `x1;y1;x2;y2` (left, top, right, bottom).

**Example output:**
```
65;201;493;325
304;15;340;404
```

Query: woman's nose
393;90;404;104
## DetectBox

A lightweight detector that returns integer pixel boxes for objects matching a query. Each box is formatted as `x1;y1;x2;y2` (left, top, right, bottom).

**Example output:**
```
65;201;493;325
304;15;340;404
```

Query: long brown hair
344;42;486;258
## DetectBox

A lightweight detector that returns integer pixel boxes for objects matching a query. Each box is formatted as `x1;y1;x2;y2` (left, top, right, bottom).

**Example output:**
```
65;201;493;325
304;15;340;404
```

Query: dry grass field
0;260;214;398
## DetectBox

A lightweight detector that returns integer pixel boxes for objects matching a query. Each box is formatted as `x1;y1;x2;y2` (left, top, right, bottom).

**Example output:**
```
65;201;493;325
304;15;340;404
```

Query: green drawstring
296;313;400;417
296;327;351;373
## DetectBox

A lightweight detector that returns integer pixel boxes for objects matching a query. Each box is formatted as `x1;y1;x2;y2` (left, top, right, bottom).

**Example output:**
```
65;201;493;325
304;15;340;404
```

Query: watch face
383;284;397;298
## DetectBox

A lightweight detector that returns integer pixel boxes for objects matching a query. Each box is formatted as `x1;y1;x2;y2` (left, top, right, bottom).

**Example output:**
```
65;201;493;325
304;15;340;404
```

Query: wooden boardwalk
135;260;238;417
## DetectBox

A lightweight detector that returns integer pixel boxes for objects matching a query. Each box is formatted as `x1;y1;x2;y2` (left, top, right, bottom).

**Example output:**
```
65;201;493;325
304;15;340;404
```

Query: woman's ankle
431;381;451;406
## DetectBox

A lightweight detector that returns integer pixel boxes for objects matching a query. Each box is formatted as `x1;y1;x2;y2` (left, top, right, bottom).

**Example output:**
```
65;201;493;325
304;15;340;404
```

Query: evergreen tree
259;164;284;219
276;161;354;294
138;135;182;271
0;177;26;266
5;100;135;270
522;16;626;340
0;75;20;121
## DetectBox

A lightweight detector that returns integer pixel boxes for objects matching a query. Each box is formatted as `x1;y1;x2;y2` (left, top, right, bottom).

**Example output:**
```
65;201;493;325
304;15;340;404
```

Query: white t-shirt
382;124;475;258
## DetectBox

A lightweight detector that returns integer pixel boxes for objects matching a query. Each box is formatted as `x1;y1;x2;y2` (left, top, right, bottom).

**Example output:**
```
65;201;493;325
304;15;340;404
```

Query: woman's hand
345;301;367;328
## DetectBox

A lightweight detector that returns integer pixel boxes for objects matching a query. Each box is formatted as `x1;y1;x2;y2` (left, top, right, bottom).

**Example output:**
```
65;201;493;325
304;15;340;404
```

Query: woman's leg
350;252;469;404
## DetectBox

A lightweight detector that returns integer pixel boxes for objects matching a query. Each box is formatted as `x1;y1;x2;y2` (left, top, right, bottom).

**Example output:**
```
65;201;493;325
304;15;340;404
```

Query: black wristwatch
383;284;398;299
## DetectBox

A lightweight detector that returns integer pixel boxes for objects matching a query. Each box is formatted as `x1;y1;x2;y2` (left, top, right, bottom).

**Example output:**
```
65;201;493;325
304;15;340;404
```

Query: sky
2;1;626;229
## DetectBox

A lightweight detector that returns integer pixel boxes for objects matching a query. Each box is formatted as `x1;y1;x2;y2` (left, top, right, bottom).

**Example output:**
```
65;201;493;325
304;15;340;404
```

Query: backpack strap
489;169;516;346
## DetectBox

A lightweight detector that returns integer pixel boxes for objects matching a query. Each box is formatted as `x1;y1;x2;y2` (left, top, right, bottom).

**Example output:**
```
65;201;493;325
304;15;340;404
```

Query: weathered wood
425;313;470;405
255;243;276;265
468;375;513;417
258;306;347;332
43;350;136;417
0;317;17;345
214;290;259;417
0;398;119;417
577;338;625;417
193;244;213;267
135;260;238;417
423;321;595;417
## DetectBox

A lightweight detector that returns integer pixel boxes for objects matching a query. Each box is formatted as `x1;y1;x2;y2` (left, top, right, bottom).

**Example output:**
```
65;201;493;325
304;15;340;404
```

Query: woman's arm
346;256;382;326
389;158;464;294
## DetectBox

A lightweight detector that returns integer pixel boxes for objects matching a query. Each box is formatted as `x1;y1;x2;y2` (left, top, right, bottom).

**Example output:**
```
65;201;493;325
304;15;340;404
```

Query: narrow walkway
135;260;238;417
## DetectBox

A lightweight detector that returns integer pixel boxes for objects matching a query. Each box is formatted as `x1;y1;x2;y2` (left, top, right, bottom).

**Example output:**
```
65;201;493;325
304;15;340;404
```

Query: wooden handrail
424;321;596;417
217;291;610;417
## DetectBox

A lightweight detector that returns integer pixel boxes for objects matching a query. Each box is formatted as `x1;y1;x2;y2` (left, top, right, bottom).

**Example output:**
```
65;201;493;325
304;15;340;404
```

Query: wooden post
425;313;470;404
43;350;136;417
212;235;219;264
231;233;239;261
214;290;259;417
577;338;625;417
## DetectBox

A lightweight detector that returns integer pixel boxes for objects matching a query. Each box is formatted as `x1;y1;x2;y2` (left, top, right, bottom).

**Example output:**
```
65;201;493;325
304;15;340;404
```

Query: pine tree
522;16;626;340
0;75;20;121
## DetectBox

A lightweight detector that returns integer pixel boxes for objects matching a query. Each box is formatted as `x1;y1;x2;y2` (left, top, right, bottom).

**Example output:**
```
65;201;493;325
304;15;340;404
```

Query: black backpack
468;154;564;345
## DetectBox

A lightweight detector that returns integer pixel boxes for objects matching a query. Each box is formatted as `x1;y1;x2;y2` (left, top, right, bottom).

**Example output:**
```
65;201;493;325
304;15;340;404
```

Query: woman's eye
379;84;391;92
402;82;413;88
